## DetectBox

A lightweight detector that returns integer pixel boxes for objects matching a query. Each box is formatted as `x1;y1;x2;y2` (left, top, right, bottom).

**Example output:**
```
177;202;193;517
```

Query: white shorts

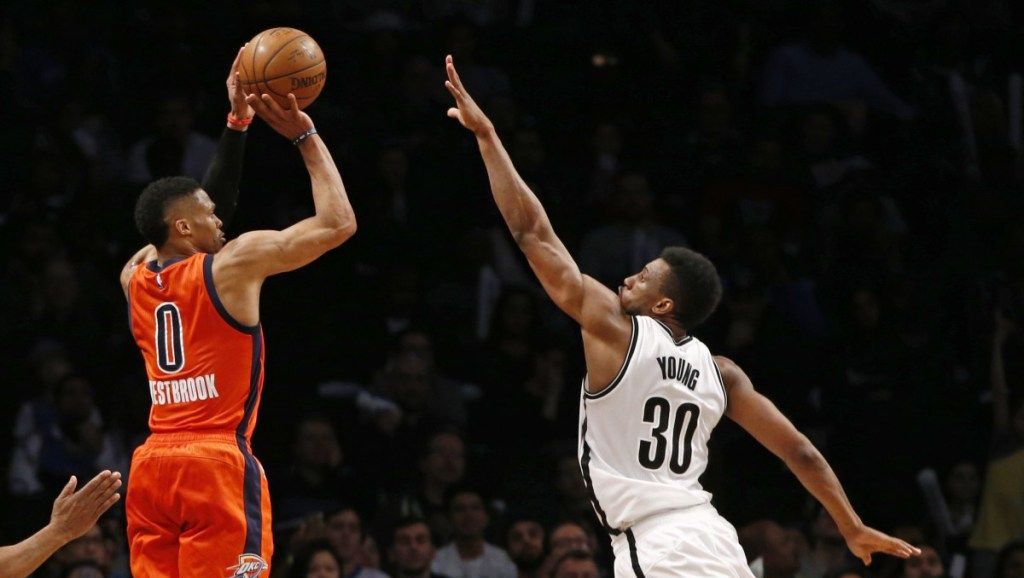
610;503;754;578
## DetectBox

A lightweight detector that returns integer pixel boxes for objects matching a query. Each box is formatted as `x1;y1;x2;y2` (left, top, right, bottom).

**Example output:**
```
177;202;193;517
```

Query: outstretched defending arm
215;93;356;278
717;355;920;566
444;56;622;331
0;471;121;578
444;55;631;391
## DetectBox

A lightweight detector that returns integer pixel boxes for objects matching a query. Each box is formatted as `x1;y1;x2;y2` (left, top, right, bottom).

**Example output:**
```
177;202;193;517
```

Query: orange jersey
128;253;264;440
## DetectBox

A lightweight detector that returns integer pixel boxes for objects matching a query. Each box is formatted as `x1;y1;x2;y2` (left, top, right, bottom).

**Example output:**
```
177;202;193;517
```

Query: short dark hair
659;246;722;331
549;549;596;578
134;176;201;247
443;484;484;512
288;540;339;578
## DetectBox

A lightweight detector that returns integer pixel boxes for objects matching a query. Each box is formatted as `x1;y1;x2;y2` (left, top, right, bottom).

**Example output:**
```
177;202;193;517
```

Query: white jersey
578;315;727;533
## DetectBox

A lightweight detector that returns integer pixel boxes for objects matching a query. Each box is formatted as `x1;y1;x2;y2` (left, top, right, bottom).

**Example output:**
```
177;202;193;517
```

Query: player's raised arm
717;355;920;566
201;45;254;227
217;93;356;278
444;55;623;339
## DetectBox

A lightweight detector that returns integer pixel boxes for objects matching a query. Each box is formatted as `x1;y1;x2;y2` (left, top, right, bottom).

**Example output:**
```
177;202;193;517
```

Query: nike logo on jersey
656;356;699;390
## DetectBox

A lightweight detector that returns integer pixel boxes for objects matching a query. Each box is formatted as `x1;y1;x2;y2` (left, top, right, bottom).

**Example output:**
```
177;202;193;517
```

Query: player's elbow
786;439;825;471
321;211;357;247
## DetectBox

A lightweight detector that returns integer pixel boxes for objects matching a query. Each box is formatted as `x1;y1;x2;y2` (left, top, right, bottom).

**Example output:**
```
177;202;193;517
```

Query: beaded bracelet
227;112;253;128
292;127;318;146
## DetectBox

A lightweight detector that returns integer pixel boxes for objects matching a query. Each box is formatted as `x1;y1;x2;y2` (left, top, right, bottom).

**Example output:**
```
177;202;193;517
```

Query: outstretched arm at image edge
0;471;121;578
717;355;919;566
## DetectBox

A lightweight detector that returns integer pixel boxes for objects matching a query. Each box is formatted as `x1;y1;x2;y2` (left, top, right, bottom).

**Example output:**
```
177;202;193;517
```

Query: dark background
1;1;1023;577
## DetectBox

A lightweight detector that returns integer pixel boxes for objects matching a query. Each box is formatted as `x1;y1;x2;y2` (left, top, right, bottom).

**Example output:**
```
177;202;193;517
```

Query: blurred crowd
1;1;1023;577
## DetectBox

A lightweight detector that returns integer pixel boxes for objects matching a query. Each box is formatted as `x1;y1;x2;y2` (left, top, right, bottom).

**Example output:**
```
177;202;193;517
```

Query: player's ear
652;297;674;316
173;218;191;237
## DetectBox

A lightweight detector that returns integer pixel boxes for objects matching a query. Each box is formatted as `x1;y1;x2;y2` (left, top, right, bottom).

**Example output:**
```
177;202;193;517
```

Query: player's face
619;259;672;316
391;524;435;573
182;190;225;253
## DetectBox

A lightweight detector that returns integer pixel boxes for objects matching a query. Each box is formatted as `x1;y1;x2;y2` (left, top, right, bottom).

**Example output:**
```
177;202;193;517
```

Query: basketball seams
239;27;325;109
261;57;325;83
260;33;309;87
263;62;326;97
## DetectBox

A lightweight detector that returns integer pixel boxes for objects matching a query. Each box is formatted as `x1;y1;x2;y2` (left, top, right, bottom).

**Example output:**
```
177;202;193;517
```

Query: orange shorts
126;432;273;578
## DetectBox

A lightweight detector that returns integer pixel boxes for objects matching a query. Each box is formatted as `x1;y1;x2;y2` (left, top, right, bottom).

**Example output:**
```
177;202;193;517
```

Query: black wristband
292;127;318;146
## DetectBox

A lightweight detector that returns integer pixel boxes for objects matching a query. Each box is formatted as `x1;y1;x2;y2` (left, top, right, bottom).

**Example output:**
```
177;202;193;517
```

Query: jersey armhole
584;315;639;400
203;254;260;334
711;357;728;409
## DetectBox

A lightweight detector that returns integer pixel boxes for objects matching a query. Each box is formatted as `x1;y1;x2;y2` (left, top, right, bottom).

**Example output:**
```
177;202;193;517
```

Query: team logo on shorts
228;553;267;578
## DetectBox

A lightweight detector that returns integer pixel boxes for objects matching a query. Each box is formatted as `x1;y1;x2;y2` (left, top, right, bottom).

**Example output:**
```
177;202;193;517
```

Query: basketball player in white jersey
442;55;921;578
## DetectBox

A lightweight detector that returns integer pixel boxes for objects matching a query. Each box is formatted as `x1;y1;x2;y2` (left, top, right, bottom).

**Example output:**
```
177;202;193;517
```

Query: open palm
444;54;494;135
845;525;920;566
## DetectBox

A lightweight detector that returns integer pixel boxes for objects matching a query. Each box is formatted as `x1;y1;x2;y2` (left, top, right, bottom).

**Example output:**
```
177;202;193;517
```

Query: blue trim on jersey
236;328;265;554
146;256;187;272
202;254;259;334
237;330;263;438
584;316;639;400
236;438;263;554
626;529;646;577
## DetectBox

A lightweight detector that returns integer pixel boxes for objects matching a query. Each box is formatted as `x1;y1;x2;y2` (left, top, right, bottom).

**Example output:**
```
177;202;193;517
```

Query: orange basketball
238;28;326;110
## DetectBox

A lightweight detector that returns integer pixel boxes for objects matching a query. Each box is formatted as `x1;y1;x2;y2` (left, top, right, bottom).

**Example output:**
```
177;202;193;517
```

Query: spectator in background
381;429;468;545
55;525;111;576
579;171;688;289
373;331;472;430
286;540;342;578
800;507;848;578
125;95;216;184
505;518;545;578
432;487;516;578
970;310;1024;578
739;520;803;578
547;522;594;556
387;518;448;578
758;3;915;119
993;540;1024;578
898;543;944;578
273;415;372;528
325;507;390;578
548;549;600;578
9;375;127;500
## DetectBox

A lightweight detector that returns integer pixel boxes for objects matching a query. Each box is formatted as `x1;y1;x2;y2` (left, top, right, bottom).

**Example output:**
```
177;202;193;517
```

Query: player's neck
157;241;199;265
653;314;687;341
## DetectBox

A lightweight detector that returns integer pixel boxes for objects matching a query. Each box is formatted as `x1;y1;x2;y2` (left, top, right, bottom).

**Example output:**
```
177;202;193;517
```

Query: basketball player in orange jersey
443;55;918;577
120;49;356;578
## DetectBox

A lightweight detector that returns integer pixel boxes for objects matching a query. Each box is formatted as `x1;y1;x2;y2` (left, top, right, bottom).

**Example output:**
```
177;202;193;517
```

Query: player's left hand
843;525;920;566
228;45;254;121
50;471;122;543
444;55;494;136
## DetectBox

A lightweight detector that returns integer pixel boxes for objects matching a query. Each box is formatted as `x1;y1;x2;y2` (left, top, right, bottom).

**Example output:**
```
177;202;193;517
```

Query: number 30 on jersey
638;397;700;474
